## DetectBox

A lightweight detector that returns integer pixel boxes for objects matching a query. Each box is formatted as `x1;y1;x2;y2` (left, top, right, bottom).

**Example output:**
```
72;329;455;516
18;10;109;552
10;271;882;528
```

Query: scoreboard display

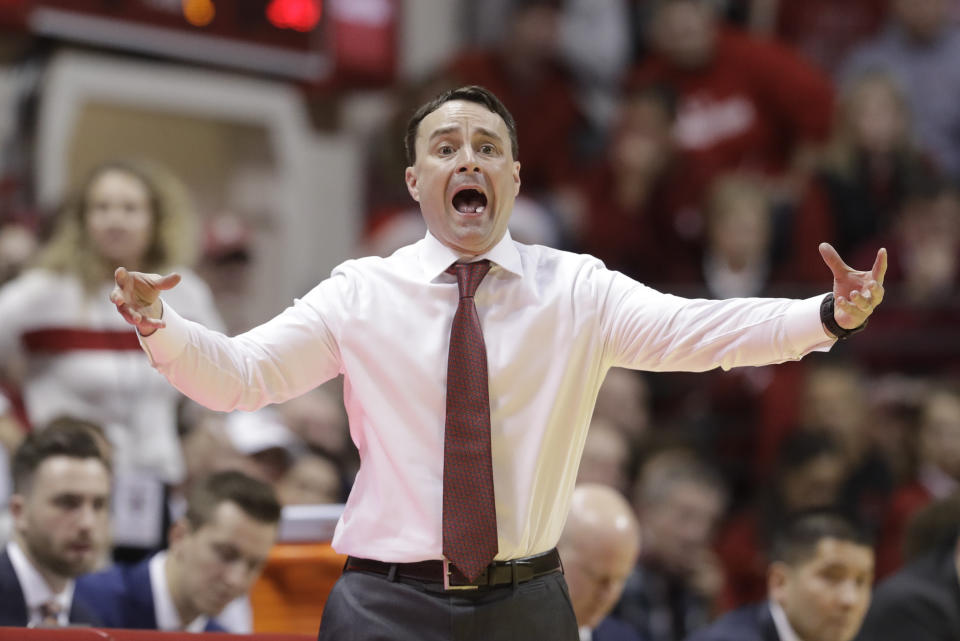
0;0;397;85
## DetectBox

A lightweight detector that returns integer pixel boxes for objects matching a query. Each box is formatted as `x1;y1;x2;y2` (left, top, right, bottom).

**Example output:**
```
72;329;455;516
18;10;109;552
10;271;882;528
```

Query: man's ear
8;494;25;529
768;561;790;604
513;161;521;196
168;519;188;549
405;166;420;202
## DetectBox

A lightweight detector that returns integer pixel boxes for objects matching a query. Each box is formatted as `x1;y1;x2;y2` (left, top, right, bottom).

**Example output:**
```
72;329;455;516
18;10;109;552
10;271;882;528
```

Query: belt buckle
443;558;479;591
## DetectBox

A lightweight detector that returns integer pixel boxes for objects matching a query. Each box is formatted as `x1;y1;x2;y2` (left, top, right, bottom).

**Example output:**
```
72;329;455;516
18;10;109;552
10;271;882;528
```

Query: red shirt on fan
629;28;834;184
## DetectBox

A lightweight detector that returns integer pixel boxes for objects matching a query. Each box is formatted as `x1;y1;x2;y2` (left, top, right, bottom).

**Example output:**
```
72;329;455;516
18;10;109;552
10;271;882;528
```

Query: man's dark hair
770;510;870;567
12;419;112;494
404;85;519;166
185;470;282;529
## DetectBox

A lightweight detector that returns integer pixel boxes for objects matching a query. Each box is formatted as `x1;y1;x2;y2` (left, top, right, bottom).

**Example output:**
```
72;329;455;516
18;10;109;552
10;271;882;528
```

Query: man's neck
13;535;68;594
164;554;200;625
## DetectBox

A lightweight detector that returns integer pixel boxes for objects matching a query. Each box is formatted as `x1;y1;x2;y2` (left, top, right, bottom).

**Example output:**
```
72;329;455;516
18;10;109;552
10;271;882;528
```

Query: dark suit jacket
74;555;225;632
0;549;100;626
594;615;647;641
855;541;960;641
684;602;779;641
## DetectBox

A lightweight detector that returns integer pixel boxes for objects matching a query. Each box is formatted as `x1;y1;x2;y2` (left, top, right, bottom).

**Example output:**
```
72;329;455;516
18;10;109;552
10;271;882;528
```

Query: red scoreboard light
266;0;322;33
0;0;396;86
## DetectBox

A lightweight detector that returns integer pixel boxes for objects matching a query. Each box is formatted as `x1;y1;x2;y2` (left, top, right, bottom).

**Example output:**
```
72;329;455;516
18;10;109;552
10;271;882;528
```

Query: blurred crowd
0;0;959;638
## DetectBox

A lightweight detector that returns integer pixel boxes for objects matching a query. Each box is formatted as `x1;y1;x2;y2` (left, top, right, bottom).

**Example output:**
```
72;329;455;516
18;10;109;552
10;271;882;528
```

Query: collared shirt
769;600;802;641
142;231;834;562
149;551;209;632
6;541;73;627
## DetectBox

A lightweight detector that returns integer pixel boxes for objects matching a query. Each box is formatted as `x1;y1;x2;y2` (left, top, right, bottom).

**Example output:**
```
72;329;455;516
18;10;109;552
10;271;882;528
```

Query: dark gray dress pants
317;569;579;641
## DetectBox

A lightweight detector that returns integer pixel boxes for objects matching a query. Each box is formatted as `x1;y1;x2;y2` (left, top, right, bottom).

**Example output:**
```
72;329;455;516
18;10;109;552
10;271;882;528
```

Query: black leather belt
345;548;562;591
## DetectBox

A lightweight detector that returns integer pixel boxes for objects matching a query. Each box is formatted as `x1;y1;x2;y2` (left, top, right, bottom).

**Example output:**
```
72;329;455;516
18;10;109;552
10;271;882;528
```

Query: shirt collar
769;600;803;641
418;229;523;282
6;541;73;625
150;551;210;632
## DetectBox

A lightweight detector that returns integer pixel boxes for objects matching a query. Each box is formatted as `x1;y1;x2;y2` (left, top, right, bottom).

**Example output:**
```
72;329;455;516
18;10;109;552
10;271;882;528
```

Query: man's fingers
819;242;853;275
154;272;182;291
849;290;872;313
871;248;888;286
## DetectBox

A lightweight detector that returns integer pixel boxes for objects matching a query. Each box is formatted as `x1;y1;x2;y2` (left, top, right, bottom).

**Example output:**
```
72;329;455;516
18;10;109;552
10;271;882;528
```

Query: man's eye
480;144;495;154
438;145;454;155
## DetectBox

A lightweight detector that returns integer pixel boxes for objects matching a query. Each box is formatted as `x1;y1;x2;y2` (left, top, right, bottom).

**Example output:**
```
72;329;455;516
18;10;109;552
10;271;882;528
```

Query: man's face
12;456;111;578
651;0;716;69
894;0;949;41
771;538;874;641
643;482;723;575
172;502;277;616
563;530;639;628
405;100;521;256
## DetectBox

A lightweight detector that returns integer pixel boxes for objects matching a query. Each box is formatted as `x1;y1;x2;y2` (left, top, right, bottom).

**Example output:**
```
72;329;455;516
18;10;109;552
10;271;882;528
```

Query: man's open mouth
452;188;488;214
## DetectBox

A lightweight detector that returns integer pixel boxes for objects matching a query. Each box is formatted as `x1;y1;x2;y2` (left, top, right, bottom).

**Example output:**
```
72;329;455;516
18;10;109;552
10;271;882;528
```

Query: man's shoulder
0;550;27;625
686;603;775;641
75;558;155;626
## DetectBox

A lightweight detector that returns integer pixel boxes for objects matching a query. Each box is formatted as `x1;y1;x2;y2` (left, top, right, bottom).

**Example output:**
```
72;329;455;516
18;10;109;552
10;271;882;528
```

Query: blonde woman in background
0;159;223;555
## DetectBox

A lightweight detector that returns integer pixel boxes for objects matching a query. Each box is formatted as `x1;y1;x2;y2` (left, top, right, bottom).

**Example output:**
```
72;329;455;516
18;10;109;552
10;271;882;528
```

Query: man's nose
456;147;480;173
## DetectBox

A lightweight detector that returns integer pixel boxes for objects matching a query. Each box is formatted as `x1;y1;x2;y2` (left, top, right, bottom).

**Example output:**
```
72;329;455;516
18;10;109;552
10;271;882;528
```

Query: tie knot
448;260;491;299
39;599;62;624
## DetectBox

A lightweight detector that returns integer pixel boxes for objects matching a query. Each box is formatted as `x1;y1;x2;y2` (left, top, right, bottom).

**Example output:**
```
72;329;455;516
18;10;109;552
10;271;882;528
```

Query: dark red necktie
443;260;498;581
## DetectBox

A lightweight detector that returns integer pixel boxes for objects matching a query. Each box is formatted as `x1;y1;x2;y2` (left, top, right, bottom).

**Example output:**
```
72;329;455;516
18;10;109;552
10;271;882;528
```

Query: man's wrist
820;293;867;340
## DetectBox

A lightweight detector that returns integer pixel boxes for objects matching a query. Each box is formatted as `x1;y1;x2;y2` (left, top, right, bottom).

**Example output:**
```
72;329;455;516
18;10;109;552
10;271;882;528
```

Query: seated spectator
630;0;835;207
278;450;345;505
577;418;635;496
855;524;960;640
558;484;643;641
875;384;960;578
846;173;960;374
592;368;651;449
446;0;586;198
689;511;874;641
716;430;850;610
687;172;820;299
573;84;702;284
614;450;727;641
842;0;960;179
799;71;933;260
76;470;280;632
223;407;302;485
1;419;112;626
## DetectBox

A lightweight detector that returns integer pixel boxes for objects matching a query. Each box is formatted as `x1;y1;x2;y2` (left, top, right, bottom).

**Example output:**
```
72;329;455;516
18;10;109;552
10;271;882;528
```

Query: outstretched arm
109;267;182;335
819;242;887;333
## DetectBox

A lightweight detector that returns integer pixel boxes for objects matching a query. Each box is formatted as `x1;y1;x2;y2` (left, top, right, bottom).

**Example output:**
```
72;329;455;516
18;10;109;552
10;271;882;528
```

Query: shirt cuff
785;293;837;354
138;301;191;365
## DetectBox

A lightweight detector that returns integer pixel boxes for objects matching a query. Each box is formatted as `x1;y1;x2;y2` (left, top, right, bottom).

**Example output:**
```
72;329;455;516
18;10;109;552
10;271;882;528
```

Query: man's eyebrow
428;126;505;142
428;126;461;141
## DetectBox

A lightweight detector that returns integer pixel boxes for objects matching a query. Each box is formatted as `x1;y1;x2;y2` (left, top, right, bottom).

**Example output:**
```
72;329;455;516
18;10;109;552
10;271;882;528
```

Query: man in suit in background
76;470;280;632
558;484;645;641
687;511;873;641
0;418;112;626
855;525;960;640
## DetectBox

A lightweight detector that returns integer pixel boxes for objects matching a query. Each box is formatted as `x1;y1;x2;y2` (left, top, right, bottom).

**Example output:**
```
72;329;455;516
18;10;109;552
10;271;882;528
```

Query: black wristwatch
820;293;868;340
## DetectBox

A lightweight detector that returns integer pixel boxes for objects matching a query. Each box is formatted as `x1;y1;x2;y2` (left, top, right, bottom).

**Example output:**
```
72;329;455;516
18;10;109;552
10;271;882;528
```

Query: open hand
819;243;887;330
110;267;181;336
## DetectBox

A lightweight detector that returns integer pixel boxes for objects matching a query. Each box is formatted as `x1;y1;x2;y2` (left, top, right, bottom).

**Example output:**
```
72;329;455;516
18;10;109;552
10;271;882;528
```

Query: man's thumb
155;272;182;291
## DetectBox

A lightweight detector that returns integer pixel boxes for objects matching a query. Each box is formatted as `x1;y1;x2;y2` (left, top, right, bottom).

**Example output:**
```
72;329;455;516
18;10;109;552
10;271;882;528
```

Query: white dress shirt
142;231;834;562
149;551;209;632
770;600;802;641
7;541;73;627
